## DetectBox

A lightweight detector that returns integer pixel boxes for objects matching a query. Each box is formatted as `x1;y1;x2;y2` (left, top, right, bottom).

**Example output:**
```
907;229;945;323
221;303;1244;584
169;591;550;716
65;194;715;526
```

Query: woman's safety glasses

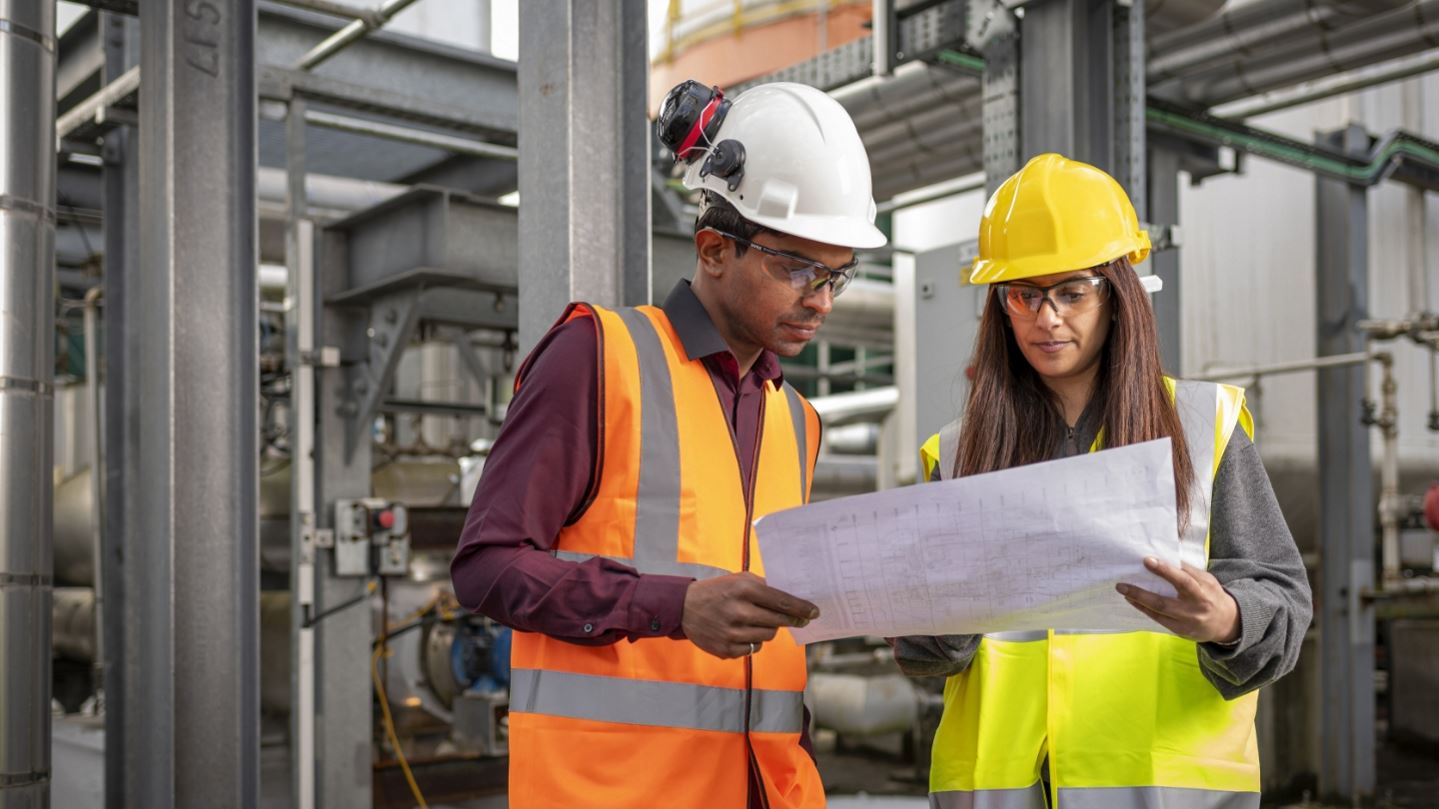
711;230;858;297
995;276;1110;319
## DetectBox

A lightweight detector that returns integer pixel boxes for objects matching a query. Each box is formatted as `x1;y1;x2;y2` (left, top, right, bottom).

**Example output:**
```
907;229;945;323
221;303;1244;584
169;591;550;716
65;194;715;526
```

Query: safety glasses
995;276;1110;319
710;230;859;298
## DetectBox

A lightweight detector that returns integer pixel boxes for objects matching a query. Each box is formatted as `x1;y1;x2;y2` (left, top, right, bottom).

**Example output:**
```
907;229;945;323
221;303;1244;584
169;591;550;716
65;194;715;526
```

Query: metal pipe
861;91;983;154
0;2;56;807
1171;0;1439;105
1216;51;1439;119
809;386;900;426
295;0;422;70
304;109;518;160
834;62;978;130
1192;350;1379;382
255;166;406;213
872;0;893;77
873;149;985;202
878;172;987;213
1147;0;1410;82
54;63;139;146
1375;354;1401;583
269;0;386;26
864;117;984;168
82;287;105;701
285;93;318;809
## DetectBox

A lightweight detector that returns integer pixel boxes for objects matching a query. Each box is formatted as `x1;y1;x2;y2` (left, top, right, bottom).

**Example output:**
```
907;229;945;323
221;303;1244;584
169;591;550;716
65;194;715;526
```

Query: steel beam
99;11;139;807
314;223;376;809
517;0;651;352
255;3;517;139
1314;124;1376;806
0;2;56;807
1148;146;1181;372
129;1;259;807
1019;0;1116;169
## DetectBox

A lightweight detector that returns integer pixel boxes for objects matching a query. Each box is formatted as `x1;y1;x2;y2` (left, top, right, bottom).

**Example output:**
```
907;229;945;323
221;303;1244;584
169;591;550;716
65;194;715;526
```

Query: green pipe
933;49;1439;187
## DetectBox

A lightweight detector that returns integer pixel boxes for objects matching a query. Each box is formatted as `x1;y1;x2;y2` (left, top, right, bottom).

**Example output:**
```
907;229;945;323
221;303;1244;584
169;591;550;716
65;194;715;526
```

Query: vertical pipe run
82;288;105;701
0;2;56;807
1377;354;1401;583
285;96;318;809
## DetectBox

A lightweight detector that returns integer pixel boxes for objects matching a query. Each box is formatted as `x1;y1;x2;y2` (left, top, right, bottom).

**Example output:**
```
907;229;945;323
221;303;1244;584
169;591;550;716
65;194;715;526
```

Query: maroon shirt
450;281;781;639
451;282;812;804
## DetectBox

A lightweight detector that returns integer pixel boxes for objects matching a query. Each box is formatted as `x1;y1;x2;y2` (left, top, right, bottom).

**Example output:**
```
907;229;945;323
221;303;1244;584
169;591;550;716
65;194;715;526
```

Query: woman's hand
1116;557;1241;645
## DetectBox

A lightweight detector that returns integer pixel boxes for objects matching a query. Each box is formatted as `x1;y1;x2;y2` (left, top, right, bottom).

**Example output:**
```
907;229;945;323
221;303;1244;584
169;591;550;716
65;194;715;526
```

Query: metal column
1148;147;1182;372
1314;124;1376;806
100;13;140;806
1015;0;1145;201
128;1;259;807
517;0;651;352
315;215;376;809
0;1;56;807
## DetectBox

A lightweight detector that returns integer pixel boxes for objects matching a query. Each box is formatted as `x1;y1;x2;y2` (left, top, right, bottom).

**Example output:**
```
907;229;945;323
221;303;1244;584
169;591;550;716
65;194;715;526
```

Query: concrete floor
53;714;1439;808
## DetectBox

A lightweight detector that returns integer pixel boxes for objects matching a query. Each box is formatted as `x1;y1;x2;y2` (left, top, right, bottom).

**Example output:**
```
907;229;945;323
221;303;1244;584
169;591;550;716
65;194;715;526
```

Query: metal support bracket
341;290;421;461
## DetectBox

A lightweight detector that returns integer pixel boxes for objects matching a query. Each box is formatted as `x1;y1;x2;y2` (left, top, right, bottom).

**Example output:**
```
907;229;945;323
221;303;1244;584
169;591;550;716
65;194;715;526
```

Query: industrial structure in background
2;0;1436;807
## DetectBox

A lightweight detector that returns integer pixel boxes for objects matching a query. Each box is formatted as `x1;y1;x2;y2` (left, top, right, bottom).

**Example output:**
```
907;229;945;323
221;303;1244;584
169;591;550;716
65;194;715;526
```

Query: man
451;80;886;809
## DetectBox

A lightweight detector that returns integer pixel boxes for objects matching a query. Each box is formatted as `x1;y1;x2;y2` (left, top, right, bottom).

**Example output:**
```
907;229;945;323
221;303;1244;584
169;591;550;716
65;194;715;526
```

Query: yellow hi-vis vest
918;378;1258;809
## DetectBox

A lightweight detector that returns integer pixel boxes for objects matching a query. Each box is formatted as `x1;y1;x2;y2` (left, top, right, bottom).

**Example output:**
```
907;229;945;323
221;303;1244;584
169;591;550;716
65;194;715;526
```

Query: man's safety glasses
711;230;859;297
995;276;1110;319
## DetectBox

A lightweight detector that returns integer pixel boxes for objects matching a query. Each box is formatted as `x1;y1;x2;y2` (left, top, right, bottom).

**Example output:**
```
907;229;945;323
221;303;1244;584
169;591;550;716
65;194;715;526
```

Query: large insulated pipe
1175;0;1439;105
0;2;56;808
1146;0;1412;83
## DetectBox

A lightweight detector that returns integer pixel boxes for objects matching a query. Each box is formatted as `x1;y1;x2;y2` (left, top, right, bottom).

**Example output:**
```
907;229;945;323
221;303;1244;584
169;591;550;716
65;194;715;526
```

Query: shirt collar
661;280;784;385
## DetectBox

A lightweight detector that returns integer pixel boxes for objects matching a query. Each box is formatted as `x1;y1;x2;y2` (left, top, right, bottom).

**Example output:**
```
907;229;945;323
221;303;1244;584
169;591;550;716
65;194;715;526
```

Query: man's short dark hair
694;192;765;257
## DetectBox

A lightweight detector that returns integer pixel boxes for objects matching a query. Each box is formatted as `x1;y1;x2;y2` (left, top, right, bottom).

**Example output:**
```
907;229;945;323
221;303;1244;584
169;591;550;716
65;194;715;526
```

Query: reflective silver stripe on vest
1172;380;1219;566
937;419;963;482
749;685;806;733
552;550;730;580
983;630;1048;642
783;382;809;502
929;783;1047;809
510;668;804;734
1057;786;1259;809
614;308;685;569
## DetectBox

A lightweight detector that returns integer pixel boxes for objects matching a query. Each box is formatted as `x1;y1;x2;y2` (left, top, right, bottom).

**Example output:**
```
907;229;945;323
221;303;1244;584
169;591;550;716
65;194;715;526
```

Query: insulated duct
1147;0;1413;83
1164;0;1439;106
0;3;56;808
1150;0;1439;105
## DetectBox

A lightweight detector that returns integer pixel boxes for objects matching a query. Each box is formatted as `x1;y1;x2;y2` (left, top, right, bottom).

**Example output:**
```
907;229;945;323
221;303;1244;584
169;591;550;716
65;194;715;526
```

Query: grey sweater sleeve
1197;428;1314;699
887;633;982;678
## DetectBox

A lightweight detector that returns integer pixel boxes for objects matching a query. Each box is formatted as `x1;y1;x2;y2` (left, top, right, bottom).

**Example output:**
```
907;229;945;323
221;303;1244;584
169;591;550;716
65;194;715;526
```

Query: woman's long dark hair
955;257;1195;528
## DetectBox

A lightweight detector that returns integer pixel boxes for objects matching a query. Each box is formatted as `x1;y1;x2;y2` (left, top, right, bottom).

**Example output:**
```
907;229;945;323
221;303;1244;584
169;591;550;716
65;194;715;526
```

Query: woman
893;153;1311;809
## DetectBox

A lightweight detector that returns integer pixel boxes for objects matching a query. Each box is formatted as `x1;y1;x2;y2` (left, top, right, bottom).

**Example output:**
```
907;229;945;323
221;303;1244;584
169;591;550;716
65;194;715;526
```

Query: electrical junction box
334;498;411;577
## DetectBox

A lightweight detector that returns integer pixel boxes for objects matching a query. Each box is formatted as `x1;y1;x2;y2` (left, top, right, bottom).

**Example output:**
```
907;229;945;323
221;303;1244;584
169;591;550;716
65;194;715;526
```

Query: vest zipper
744;395;769;809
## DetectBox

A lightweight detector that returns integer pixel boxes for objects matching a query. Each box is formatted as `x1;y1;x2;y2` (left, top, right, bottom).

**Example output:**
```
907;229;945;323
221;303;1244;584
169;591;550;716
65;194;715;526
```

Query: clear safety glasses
711;230;859;298
995;276;1111;319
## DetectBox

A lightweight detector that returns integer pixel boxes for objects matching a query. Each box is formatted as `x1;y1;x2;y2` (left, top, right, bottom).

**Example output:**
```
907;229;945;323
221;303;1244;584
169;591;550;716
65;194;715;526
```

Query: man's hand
1116;557;1241;645
681;572;820;659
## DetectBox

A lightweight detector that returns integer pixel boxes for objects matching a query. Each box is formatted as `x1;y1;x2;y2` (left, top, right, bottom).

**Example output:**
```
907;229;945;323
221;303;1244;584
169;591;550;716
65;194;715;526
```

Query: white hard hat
661;81;887;250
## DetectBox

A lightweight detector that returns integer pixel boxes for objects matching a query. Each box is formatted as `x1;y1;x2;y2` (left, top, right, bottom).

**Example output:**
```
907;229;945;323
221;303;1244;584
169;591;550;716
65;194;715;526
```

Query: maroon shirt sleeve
449;316;692;644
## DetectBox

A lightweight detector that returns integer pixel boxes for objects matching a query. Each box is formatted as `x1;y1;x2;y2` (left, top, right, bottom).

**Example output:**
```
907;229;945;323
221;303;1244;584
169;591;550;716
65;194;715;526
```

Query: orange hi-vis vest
507;302;825;809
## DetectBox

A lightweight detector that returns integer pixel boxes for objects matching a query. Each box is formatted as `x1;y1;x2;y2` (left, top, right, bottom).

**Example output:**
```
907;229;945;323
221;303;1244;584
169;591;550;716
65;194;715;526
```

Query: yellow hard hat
968;153;1151;285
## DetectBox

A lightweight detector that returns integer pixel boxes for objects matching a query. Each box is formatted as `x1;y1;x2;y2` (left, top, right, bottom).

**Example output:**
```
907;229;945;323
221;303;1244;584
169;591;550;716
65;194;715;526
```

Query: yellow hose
371;642;429;809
